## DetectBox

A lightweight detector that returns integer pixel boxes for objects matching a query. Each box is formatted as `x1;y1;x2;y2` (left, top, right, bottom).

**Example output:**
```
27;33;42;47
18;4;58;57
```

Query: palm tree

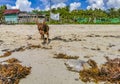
107;8;117;18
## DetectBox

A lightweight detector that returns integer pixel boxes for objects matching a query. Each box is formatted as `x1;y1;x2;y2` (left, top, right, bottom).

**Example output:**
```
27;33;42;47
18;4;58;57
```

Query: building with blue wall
4;9;45;24
4;9;20;23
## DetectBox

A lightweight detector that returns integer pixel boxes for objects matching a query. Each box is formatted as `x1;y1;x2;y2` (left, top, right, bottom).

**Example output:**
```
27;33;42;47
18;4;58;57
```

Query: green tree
107;8;118;18
0;5;7;23
32;6;120;24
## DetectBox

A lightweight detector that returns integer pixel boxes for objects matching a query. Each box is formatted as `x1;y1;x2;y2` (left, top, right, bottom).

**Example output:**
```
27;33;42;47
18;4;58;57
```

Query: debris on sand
0;44;52;58
65;59;91;72
52;35;82;42
54;53;79;59
11;46;26;52
0;40;4;42
11;44;41;52
2;49;10;52
4;58;21;63
0;51;12;58
26;44;52;50
86;34;101;37
27;35;32;40
103;35;120;38
42;46;52;49
91;47;101;51
0;40;4;45
84;55;93;58
64;57;120;83
0;58;31;84
79;57;120;83
26;44;41;49
108;43;116;48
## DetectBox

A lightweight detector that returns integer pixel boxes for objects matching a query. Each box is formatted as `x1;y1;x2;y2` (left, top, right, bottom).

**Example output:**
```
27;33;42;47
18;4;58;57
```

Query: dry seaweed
11;46;26;52
0;44;51;58
84;55;93;58
0;58;31;84
91;47;101;51
54;53;79;59
103;35;120;38
4;58;21;63
26;44;41;49
79;57;120;83
0;51;12;58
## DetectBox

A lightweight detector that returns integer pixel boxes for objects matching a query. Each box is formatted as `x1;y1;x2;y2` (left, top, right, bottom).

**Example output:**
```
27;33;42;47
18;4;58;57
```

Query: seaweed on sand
26;44;41;49
0;51;12;58
54;53;79;59
0;44;51;58
79;57;120;83
4;58;21;63
0;58;31;84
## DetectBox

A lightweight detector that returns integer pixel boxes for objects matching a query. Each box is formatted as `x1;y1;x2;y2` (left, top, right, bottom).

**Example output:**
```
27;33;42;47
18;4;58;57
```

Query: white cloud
44;2;66;11
106;0;120;9
51;3;66;9
35;7;41;11
40;0;49;5
87;0;105;10
45;5;50;11
40;0;67;11
70;2;81;11
7;0;34;11
39;0;50;11
6;4;13;9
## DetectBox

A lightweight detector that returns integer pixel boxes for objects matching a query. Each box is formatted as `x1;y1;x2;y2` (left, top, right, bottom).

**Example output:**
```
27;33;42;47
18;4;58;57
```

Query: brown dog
36;20;49;44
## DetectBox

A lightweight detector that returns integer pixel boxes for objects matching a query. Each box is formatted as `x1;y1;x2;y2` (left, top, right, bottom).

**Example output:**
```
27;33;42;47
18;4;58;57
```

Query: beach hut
18;12;45;23
4;9;20;24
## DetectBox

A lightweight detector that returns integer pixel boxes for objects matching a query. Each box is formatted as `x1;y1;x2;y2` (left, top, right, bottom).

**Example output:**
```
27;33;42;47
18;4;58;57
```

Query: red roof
4;9;20;15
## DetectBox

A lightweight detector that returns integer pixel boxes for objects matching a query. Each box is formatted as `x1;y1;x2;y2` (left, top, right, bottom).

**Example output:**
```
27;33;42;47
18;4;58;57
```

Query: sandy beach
0;24;120;84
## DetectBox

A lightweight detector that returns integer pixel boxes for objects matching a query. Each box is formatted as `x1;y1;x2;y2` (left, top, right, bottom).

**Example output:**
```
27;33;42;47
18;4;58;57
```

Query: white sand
0;24;120;84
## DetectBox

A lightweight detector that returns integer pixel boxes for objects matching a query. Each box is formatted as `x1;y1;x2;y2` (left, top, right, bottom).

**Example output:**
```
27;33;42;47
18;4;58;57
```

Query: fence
77;18;120;24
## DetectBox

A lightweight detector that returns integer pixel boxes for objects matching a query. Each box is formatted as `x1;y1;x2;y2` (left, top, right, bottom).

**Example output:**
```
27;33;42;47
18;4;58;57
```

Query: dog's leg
46;32;49;44
40;31;44;40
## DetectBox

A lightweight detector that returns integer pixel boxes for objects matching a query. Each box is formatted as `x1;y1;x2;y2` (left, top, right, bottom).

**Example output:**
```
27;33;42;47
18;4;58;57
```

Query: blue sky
0;0;120;11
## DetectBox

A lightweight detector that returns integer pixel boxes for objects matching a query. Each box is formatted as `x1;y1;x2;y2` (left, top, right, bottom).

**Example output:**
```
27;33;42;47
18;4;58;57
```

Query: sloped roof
4;9;20;15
